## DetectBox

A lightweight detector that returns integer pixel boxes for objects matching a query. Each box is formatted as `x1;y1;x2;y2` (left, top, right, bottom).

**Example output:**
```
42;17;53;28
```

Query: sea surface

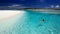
0;10;60;34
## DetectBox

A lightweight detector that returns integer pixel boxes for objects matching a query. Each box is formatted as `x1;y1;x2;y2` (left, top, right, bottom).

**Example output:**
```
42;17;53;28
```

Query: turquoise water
0;10;60;34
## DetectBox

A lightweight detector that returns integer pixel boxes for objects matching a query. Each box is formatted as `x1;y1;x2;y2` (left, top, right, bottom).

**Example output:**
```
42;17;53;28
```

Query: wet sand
0;10;24;22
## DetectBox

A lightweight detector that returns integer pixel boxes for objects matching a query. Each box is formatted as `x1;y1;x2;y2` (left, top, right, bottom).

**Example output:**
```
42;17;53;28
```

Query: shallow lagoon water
0;10;60;34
